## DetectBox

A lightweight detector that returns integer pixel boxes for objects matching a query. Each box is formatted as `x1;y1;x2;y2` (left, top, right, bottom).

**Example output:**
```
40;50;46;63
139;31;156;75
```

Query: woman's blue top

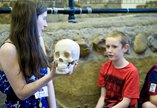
0;70;49;108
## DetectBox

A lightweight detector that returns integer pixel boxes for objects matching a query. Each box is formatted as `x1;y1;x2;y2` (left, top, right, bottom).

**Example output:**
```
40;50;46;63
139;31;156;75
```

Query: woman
0;0;58;107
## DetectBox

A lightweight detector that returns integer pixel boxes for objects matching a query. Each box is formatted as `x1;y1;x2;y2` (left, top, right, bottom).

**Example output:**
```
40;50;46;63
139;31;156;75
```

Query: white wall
121;0;156;8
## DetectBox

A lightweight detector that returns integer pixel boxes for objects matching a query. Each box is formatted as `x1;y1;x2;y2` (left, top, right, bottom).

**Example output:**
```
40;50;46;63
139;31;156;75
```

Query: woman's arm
96;87;106;108
0;43;55;100
47;80;57;108
39;36;57;108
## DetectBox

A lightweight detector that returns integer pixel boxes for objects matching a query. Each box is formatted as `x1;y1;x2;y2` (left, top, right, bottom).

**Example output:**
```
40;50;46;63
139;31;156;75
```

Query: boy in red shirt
96;31;140;108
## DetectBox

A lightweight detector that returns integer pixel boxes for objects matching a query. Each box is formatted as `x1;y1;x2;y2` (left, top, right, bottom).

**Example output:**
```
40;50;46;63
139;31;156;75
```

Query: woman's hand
48;62;71;78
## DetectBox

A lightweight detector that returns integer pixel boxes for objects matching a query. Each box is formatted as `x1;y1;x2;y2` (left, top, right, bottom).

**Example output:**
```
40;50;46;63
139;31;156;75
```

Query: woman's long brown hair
9;0;49;78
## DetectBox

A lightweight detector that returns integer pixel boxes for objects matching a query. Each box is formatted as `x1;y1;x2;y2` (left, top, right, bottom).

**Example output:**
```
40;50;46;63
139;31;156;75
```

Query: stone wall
0;13;157;108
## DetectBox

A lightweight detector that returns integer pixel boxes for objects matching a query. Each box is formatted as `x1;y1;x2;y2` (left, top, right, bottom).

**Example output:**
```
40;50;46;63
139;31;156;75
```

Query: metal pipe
68;0;76;23
0;7;12;14
0;7;157;22
47;8;157;14
1;7;156;14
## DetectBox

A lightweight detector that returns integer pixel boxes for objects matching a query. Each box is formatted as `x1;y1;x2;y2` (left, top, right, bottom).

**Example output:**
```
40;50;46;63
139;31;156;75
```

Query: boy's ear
123;44;129;53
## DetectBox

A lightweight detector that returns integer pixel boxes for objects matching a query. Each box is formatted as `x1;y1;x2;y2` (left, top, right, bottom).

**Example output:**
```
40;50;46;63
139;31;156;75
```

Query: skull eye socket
64;52;70;58
55;52;60;58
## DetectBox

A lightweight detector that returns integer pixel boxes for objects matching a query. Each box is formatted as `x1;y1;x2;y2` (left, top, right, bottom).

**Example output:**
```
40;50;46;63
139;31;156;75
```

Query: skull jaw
56;61;75;75
56;67;74;74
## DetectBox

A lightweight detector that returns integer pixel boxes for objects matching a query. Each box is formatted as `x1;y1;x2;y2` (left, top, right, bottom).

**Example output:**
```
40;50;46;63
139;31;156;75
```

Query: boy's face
105;36;127;61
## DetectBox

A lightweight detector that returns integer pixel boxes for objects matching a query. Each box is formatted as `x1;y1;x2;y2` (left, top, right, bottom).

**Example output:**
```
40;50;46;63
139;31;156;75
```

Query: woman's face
37;11;47;35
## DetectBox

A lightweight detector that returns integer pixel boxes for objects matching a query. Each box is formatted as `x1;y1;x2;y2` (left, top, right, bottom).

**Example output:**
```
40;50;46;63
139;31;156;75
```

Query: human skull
54;39;80;74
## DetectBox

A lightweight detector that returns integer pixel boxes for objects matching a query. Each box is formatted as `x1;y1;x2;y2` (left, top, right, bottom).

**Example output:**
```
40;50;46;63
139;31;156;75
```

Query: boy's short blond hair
106;31;130;54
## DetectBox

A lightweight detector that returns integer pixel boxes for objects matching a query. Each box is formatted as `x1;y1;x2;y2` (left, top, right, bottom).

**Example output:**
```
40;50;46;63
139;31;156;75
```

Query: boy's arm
96;87;106;108
150;95;157;106
112;97;131;108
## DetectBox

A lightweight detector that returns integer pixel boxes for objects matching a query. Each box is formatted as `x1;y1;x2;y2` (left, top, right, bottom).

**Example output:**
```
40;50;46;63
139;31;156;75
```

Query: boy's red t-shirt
98;61;140;108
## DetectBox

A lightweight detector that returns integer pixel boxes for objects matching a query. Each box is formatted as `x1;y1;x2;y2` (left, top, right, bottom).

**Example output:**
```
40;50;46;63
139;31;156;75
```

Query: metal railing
77;0;156;4
0;0;157;23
